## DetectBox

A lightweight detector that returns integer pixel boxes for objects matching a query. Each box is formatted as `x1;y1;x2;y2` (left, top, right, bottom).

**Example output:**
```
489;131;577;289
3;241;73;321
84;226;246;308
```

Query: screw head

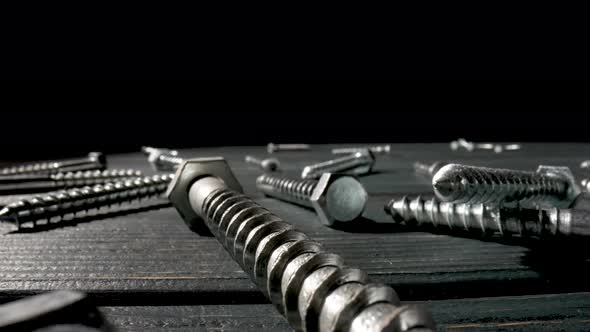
536;165;581;206
166;157;243;233
310;173;368;226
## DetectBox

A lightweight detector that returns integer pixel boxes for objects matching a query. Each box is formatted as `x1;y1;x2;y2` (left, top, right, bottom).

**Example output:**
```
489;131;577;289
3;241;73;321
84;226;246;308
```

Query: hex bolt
256;173;368;226
331;145;391;155
245;155;281;172
0;152;107;176
301;150;375;180
0;174;174;230
385;195;590;238
142;146;184;171
432;163;581;208
166;157;435;332
0;169;143;195
267;143;311;154
413;161;449;178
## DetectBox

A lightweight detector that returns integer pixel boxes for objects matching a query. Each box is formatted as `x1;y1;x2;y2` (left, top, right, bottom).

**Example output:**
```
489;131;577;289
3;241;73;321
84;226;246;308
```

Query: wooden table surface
1;144;590;331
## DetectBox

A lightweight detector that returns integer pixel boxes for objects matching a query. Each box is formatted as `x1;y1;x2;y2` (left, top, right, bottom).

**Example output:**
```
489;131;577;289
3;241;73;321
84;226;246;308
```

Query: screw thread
155;154;185;171
199;188;434;331
332;145;390;155
385;196;579;238
49;169;143;186
433;164;569;205
0;174;174;229
257;174;317;208
302;151;375;179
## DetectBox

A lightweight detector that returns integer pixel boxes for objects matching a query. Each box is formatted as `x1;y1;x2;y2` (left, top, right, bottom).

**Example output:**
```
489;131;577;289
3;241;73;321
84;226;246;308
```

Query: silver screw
301;150;375;180
267;143;311;154
413;161;449;178
0;152;106;176
432;163;580;207
385;195;590;238
0;169;143;194
166;158;435;331
331;145;391;155
256;173;368;226
581;160;590;170
450;139;521;153
245;155;281;172
142;146;184;171
0;174;174;230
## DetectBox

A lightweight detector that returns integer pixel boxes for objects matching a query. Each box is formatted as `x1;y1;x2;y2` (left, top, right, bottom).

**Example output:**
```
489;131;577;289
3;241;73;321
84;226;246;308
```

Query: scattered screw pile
0;174;173;229
256;173;368;226
166;158;435;332
432;164;579;207
0;152;106;176
302;150;375;179
385;196;590;238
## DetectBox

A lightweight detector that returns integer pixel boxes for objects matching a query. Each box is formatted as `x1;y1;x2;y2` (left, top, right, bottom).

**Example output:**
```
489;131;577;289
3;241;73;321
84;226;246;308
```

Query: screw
245;155;281;172
256;173;368;226
301;149;375;180
267;143;311;154
450;139;521;153
385;195;590;238
331;145;391;155
581;160;590;170
166;158;436;332
141;146;184;171
0;169;143;195
413;161;449;178
0;152;106;176
432;163;580;207
0;174;173;230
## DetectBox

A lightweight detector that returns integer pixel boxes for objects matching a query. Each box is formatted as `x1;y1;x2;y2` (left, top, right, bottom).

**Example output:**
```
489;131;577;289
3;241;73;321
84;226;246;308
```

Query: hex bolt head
310;173;369;226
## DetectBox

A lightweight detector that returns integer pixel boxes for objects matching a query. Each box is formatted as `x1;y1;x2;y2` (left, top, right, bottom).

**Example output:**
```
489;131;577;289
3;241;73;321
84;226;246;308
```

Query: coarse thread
158;154;184;168
198;188;435;332
257;174;317;206
0;174;174;228
433;164;569;205
49;169;143;187
385;196;570;238
302;151;374;179
0;155;105;176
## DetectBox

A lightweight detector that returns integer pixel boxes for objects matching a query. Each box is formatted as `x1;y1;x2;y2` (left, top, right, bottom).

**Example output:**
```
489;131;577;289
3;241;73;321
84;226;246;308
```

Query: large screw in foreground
256;173;368;227
385;196;590;238
268;143;311;154
432;164;580;208
0;174;173;230
0;152;107;176
0;169;142;195
142;146;184;171
166;158;435;332
245;155;281;172
302;150;375;180
331;145;391;155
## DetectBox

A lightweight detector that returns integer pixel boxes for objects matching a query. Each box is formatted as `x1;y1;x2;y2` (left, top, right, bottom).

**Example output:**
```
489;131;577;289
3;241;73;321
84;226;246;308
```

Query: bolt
267;143;311;154
166;157;435;332
0;152;107;176
450;139;521;153
245;155;281;172
0;174;173;230
256;173;368;226
413;161;449;178
331;145;391;155
385;195;590;238
142;146;184;171
0;169;143;195
432;163;580;208
301;149;375;180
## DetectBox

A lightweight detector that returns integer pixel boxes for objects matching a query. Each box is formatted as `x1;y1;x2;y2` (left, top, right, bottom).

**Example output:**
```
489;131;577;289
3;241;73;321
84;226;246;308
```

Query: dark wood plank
1;144;590;305
99;292;590;331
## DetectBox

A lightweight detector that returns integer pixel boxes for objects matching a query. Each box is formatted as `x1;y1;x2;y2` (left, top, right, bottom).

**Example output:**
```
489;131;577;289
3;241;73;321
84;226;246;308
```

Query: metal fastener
0;169;142;195
142;146;184;171
166;157;435;332
450;139;521;153
0;152;106;176
331;145;391;155
267;143;311;154
245;155;281;172
413;161;449;178
385;195;590;238
0;174;173;230
432;163;580;208
301;150;375;180
256;173;368;226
